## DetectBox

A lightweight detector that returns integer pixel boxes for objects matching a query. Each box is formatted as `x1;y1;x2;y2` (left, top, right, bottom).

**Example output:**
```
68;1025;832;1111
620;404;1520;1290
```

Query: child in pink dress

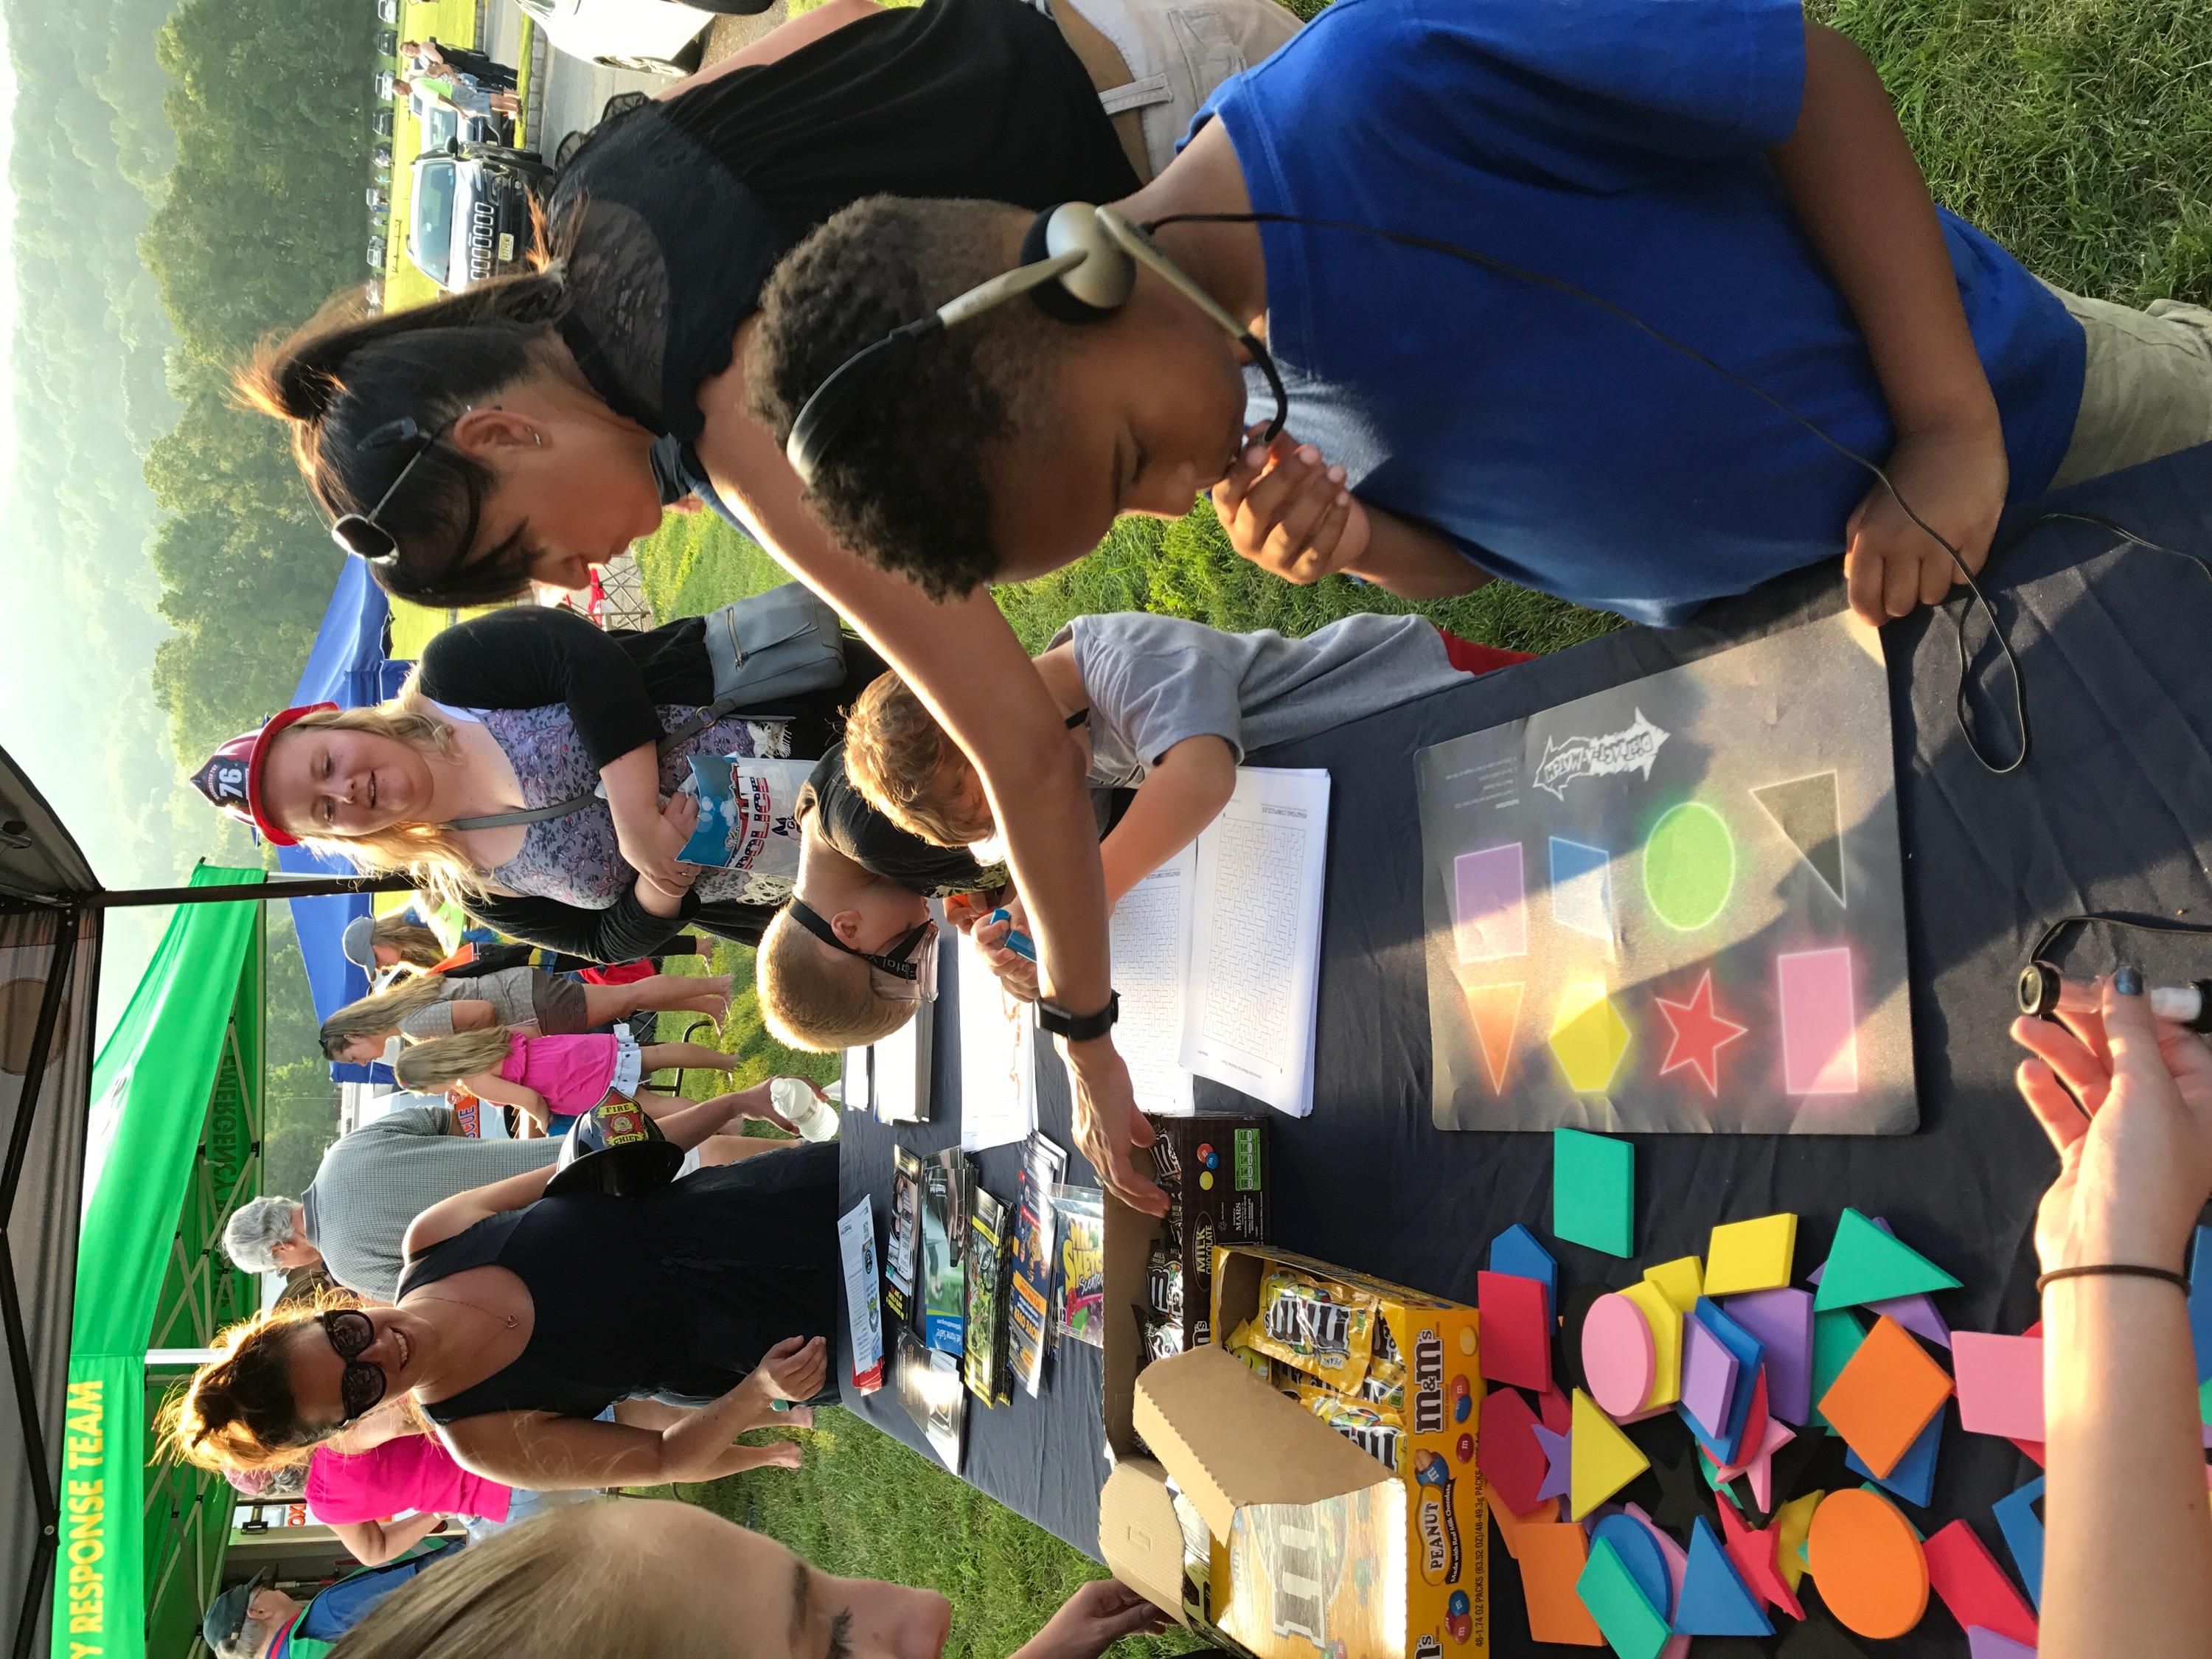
395;1027;741;1135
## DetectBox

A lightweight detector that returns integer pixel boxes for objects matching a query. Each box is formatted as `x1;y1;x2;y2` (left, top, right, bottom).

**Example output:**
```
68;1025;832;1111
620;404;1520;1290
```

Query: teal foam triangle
1674;1517;1774;1637
1812;1209;1961;1312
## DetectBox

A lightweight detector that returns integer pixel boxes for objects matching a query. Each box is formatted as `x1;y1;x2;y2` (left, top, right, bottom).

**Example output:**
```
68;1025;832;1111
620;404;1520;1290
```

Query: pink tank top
498;1031;618;1116
306;1433;512;1525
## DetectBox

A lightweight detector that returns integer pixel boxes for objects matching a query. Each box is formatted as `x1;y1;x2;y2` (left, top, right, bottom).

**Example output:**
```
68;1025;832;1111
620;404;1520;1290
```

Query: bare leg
697;1133;790;1166
641;1040;739;1074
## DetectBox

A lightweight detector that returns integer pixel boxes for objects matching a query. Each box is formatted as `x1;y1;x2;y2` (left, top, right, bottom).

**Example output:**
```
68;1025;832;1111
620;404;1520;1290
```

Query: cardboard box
1102;1250;1489;1659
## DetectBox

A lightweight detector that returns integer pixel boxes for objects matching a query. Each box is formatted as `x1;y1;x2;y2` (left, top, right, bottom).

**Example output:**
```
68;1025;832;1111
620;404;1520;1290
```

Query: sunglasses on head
330;415;462;566
321;1309;389;1421
788;901;940;1003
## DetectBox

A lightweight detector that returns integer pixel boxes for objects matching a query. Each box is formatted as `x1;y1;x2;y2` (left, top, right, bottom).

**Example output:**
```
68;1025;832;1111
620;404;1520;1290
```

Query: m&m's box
1144;1115;1270;1350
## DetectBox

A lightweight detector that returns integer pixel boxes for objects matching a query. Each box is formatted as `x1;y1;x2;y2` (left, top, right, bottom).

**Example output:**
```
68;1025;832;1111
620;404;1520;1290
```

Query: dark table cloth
838;442;2212;1655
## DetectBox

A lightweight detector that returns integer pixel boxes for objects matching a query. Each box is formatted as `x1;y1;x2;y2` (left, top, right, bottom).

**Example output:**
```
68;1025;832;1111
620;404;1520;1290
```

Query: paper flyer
837;1197;885;1394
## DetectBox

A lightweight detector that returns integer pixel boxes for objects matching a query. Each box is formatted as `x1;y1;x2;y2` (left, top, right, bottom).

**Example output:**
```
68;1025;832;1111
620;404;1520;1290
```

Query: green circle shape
1642;801;1735;931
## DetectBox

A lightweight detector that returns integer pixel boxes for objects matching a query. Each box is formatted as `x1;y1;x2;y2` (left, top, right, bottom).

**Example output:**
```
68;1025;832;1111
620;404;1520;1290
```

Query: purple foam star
1534;1422;1572;1501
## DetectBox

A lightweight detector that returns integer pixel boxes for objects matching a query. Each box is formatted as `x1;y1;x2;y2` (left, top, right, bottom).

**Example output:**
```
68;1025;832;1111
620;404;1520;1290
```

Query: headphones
785;203;1287;487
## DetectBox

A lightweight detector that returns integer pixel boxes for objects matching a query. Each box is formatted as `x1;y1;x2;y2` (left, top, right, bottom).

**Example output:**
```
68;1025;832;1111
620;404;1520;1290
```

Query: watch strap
1037;990;1120;1043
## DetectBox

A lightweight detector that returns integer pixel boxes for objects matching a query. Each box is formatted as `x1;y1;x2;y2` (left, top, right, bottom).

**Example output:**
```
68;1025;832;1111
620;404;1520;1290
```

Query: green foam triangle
1812;1210;1961;1312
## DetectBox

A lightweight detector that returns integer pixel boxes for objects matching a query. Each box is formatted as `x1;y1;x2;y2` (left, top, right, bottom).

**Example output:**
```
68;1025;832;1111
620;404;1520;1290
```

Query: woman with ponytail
316;964;730;1065
237;0;1301;1211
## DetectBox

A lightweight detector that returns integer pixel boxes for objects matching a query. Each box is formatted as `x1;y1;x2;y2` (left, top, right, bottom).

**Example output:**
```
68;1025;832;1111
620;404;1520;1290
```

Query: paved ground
481;1;793;162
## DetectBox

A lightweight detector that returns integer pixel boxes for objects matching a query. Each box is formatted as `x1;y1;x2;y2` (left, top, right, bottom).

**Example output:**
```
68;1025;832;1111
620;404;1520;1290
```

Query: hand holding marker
989;908;1039;962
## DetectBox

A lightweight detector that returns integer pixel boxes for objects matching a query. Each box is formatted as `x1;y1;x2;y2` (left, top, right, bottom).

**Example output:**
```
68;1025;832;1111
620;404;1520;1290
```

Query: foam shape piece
1809;1217;1951;1347
1924;1520;2038;1648
1539;1383;1573;1433
1686;1298;1767;1466
1535;1419;1573;1501
1991;1476;2045;1610
1817;1315;1952;1478
1489;1223;1559;1303
1478;1270;1555;1392
1617;1504;1690;1659
1773;1490;1824;1593
1644;1256;1705;1314
1675;1516;1774;1636
1717;1494;1804;1620
1478;1385;1550;1515
1705;1214;1799;1297
1805;1486;1929;1639
1966;1630;2037;1659
1558;1282;1610;1396
1576;1537;1670;1659
1591;1513;1672;1621
1585;1293;1658;1419
1843;1405;1941;1508
1809;1310;1867;1434
1952;1332;2044;1441
1679;1313;1741;1442
1486;1486;1562;1562
1714;1401;1794;1513
1554;1128;1635;1256
1571;1387;1651;1520
1723;1287;1815;1425
2191;1225;2212;1382
1620;1281;1683;1409
1520;1520;1605;1645
1813;1209;1961;1312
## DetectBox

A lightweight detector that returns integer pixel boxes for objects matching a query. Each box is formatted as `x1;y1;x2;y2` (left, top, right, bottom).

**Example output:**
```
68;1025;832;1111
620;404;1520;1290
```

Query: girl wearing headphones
234;0;1301;1217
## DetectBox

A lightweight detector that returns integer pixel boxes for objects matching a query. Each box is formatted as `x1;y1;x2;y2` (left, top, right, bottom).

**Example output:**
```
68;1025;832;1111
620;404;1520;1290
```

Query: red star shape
1718;1492;1804;1621
1655;969;1749;1096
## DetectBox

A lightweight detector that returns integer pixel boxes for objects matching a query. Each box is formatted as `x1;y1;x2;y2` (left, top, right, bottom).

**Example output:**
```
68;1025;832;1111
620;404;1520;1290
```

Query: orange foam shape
1518;1521;1605;1646
1814;1314;1954;1477
1806;1487;1930;1640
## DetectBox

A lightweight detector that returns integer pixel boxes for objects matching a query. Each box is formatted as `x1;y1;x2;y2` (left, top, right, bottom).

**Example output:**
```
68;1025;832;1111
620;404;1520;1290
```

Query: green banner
53;866;262;1659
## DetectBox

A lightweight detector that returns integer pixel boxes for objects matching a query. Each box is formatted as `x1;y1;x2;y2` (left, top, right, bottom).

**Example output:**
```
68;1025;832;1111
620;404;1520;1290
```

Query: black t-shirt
548;0;1141;447
798;748;996;897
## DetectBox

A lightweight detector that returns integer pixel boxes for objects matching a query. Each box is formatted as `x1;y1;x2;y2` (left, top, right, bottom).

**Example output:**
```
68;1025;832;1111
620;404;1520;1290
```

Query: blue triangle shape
1674;1516;1775;1637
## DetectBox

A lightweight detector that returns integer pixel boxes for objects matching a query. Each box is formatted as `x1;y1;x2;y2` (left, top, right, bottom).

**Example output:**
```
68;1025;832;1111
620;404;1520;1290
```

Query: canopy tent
0;744;406;1659
56;867;265;1659
274;558;411;1082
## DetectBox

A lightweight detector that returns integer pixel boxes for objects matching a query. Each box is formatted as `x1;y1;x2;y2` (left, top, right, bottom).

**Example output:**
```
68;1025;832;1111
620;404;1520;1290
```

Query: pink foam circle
1583;1292;1658;1420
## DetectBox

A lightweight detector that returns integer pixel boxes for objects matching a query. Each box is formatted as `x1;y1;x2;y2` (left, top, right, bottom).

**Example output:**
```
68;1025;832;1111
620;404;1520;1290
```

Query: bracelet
2035;1262;2191;1295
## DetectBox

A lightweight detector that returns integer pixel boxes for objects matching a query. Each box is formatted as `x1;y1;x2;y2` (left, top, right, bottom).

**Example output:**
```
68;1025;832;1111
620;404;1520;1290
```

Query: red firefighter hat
189;703;337;847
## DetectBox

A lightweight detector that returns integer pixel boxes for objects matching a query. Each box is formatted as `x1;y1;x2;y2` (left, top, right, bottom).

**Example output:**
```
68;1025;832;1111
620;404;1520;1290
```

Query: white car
513;0;721;77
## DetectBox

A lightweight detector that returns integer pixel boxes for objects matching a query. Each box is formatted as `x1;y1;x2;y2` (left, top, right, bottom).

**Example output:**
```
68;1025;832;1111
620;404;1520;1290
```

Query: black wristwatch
1037;991;1120;1043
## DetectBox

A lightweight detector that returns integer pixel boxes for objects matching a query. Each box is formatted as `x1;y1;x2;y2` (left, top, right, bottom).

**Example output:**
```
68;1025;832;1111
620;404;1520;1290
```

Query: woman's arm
1766;19;2006;624
653;0;882;100
466;889;689;966
464;1073;548;1130
693;372;1164;1215
401;1163;560;1258
2009;977;2212;1658
331;1512;446;1568
419;606;664;764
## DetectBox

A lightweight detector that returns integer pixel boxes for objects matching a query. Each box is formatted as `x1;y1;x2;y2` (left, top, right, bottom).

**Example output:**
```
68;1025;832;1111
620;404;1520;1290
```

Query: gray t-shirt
1055;613;1467;789
396;967;539;1040
299;1104;560;1301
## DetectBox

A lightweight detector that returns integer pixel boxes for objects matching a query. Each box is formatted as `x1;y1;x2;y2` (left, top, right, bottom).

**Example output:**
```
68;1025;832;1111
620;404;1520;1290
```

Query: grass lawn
527;0;2212;1645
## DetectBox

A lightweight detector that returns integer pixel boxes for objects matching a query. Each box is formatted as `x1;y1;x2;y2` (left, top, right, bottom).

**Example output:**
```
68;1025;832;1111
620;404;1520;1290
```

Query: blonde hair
328;1506;723;1659
276;678;492;905
393;1026;518;1090
841;672;995;850
320;973;453;1059
158;1290;429;1474
757;908;919;1052
366;916;451;970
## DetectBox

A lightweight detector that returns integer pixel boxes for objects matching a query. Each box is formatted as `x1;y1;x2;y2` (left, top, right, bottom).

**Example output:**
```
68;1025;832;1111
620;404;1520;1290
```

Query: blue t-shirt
1194;0;2084;625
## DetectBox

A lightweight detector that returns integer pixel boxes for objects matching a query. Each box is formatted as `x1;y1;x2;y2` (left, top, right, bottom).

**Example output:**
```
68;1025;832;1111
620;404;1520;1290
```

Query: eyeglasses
321;1309;389;1421
330;415;462;566
788;902;940;1004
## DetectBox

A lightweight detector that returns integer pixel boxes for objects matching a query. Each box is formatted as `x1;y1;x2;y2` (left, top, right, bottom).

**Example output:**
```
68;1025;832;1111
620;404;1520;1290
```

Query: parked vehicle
515;0;716;76
405;142;551;293
367;234;387;269
375;0;397;21
378;28;400;57
371;108;394;137
372;142;393;168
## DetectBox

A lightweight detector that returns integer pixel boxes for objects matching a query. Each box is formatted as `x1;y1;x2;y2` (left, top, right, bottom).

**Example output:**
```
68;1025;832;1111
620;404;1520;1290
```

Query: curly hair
159;1290;393;1474
748;195;1061;600
839;670;995;850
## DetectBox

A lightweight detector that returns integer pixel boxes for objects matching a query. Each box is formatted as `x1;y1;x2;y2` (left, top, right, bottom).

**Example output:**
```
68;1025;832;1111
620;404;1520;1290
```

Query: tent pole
86;873;416;909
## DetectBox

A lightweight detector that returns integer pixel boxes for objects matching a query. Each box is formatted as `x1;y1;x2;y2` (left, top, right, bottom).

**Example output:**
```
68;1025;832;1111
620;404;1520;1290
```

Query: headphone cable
1142;210;2209;775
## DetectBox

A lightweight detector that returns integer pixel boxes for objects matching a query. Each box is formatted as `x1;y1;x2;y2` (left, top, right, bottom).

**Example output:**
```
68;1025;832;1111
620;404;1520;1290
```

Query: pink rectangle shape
1455;844;1528;963
1952;1332;2045;1441
1777;946;1859;1095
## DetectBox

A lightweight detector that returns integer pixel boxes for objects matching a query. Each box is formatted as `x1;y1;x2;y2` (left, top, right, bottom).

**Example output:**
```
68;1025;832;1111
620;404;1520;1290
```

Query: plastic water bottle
772;1075;841;1142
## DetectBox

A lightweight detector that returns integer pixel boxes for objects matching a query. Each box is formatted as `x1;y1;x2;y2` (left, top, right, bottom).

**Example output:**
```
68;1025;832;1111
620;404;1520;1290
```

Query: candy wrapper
1051;1184;1107;1348
1242;1269;1380;1387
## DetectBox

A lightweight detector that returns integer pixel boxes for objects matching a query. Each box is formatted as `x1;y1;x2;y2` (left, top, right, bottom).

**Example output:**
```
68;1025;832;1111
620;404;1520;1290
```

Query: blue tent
275;559;413;1081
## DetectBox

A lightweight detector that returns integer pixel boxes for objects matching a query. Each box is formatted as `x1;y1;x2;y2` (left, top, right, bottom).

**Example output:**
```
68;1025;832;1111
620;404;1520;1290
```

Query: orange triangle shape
1467;981;1525;1093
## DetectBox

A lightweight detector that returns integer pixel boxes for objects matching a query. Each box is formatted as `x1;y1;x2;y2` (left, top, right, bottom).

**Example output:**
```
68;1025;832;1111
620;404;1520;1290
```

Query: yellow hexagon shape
1548;979;1630;1093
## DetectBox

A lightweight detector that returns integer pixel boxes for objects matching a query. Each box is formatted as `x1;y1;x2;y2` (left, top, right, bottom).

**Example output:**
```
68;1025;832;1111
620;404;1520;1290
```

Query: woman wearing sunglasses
164;1093;839;1492
234;0;1303;1220
189;601;881;964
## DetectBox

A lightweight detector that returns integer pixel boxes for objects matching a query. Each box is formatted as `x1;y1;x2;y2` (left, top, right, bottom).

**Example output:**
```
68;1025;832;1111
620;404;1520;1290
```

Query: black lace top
546;0;1141;448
